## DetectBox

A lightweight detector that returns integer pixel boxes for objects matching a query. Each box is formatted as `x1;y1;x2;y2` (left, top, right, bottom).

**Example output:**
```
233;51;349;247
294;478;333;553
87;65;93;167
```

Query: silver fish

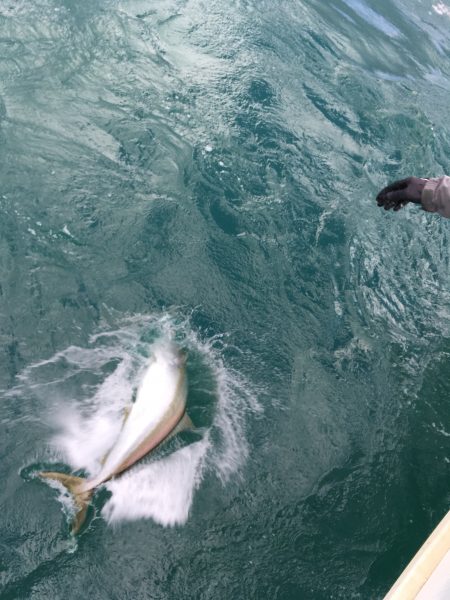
40;342;190;533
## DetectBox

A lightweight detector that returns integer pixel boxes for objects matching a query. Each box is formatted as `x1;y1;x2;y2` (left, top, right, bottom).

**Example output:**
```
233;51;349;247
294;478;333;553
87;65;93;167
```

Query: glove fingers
381;189;406;209
376;178;409;204
380;178;410;193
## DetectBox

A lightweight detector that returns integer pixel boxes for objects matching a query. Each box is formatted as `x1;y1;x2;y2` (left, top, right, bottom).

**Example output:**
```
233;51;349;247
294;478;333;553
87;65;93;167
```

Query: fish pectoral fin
39;471;94;535
99;404;132;466
122;404;132;424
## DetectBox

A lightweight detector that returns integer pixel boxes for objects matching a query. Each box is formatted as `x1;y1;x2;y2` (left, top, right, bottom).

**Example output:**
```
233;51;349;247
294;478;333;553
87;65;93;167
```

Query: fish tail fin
39;471;93;534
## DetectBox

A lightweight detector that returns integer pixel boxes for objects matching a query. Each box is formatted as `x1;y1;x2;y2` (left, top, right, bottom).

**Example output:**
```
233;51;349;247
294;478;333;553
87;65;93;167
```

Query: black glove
376;177;427;211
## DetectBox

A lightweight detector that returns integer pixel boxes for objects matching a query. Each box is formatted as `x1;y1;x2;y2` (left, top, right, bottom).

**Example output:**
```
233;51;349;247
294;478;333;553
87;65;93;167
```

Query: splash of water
18;311;260;528
104;440;209;526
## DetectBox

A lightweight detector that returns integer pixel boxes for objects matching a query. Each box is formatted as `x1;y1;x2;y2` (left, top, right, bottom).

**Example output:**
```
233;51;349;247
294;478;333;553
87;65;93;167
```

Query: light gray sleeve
421;176;450;218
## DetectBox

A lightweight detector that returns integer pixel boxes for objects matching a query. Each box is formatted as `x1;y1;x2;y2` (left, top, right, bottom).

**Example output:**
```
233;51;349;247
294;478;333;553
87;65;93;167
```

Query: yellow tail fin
39;471;93;534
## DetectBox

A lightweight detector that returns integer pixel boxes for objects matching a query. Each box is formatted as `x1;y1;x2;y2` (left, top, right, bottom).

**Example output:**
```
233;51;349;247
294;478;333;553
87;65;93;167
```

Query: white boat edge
384;510;450;599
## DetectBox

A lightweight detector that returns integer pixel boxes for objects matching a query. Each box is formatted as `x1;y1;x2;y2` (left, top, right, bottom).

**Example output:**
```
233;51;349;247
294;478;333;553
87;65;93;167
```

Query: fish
39;341;191;534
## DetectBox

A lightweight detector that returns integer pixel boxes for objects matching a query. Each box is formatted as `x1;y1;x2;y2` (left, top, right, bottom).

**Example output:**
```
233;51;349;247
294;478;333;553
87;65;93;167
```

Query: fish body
81;343;187;491
40;342;189;532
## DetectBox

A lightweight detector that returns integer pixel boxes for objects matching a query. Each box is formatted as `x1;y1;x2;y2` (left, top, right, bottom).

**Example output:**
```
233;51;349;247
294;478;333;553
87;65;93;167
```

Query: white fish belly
91;346;187;486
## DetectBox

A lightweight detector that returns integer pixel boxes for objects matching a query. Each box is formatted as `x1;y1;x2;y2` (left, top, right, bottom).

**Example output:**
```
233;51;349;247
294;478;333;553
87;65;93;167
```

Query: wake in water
16;312;260;530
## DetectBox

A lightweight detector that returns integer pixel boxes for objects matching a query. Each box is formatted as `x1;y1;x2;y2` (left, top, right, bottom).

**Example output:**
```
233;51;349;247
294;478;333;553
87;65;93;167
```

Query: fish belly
89;354;186;487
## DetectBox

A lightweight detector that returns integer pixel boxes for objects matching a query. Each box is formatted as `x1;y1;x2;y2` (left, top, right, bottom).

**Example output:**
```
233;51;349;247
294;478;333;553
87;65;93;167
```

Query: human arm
376;176;450;218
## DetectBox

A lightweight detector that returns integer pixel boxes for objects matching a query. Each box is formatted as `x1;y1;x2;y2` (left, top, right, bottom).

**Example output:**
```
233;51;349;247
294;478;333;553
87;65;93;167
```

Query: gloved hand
376;177;428;211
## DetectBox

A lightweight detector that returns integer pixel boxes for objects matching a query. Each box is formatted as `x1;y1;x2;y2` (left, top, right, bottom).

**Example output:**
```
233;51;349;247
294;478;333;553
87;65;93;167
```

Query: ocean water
1;0;450;598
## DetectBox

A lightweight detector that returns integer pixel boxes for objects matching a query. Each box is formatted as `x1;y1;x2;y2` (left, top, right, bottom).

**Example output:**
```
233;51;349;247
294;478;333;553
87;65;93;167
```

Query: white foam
51;406;123;475
433;2;450;17
104;439;209;526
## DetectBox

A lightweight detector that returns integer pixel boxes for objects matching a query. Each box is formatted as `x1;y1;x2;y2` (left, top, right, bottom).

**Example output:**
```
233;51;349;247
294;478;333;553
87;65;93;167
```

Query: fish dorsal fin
164;412;193;443
172;412;193;435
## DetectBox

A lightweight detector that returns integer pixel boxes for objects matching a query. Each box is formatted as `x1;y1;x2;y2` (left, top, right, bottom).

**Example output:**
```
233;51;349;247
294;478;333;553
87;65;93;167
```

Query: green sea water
1;0;450;598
